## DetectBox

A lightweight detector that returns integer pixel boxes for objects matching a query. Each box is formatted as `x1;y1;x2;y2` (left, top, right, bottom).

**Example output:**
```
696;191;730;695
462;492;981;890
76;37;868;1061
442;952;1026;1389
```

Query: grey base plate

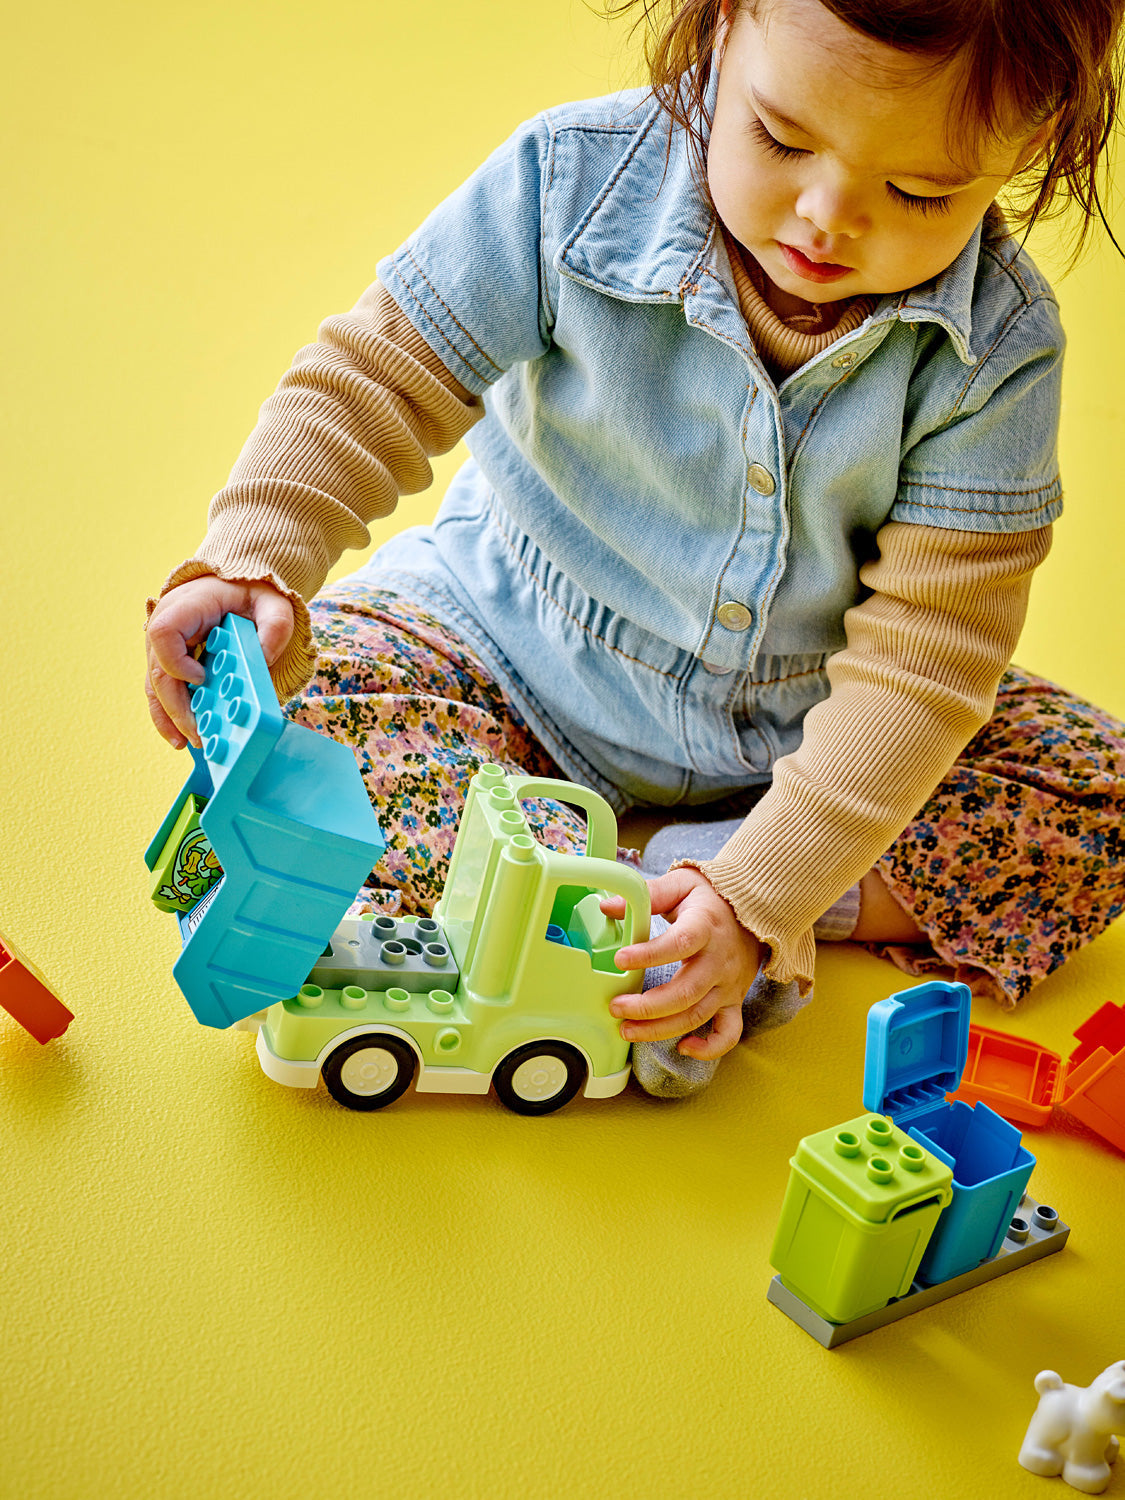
767;1195;1069;1348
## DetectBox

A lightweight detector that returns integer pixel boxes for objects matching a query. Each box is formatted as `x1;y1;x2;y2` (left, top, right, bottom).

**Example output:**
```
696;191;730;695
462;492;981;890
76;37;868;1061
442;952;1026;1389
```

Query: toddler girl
146;0;1125;1097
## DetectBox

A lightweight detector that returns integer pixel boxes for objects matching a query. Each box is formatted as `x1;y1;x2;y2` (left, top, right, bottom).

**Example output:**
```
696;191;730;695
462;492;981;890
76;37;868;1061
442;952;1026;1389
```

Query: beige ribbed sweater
155;271;1051;990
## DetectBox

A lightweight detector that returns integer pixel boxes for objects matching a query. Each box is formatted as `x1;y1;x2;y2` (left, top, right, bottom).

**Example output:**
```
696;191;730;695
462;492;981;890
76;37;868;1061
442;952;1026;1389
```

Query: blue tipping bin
863;980;1036;1285
145;613;386;1029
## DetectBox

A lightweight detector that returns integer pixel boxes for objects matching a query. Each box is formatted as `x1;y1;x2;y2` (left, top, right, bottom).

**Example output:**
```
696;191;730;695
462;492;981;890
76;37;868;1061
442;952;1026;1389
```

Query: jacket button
747;463;775;495
701;660;733;675
716;601;753;632
831;351;856;369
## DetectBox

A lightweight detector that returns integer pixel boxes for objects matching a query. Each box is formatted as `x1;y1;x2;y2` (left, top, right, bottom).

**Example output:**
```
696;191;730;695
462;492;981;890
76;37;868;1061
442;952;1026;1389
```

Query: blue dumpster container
145;614;385;1028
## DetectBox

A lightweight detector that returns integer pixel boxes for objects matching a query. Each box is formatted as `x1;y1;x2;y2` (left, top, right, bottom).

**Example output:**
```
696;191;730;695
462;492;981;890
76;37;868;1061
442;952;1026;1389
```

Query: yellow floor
3;4;1122;1497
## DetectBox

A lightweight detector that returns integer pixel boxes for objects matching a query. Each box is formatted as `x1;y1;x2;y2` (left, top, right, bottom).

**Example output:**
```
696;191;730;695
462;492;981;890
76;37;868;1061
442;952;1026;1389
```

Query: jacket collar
556;86;716;302
557;70;989;367
889;221;985;365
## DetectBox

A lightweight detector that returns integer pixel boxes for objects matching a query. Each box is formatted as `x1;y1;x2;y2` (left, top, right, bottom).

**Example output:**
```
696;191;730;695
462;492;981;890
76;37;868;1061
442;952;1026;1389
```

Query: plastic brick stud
1019;1360;1124;1494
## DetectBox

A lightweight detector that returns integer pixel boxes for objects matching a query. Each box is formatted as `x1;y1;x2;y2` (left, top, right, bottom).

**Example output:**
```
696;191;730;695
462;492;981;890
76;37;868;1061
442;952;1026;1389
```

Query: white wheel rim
339;1046;401;1097
510;1055;569;1102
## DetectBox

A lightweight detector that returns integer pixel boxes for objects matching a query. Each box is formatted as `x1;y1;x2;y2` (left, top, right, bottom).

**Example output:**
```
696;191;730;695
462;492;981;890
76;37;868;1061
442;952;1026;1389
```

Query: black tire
492;1042;586;1116
321;1034;416;1111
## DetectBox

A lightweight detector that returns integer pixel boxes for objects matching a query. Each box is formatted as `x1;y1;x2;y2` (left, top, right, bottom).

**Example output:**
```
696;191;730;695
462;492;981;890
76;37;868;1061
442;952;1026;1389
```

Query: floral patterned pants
286;582;1125;1011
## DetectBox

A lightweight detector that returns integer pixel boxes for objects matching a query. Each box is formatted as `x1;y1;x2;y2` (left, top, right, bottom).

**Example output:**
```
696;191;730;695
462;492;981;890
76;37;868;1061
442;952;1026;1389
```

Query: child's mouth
778;243;853;283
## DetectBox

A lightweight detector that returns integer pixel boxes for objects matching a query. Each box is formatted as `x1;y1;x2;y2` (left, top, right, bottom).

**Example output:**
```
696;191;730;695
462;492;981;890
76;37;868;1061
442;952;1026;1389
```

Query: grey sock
812;883;862;941
741;970;810;1034
630;1032;721;1099
641;817;746;875
631;915;720;1099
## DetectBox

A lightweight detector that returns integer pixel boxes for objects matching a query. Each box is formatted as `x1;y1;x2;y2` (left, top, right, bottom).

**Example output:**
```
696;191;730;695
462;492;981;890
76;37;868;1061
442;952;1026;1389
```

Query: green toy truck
247;765;651;1113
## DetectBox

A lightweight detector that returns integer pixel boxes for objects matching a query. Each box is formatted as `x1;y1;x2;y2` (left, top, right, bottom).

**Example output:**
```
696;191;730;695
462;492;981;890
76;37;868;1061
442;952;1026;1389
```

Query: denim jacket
365;85;1064;811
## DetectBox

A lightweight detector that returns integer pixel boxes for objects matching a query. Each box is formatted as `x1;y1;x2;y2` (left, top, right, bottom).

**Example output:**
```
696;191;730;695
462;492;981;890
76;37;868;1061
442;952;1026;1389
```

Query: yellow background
2;3;1123;1497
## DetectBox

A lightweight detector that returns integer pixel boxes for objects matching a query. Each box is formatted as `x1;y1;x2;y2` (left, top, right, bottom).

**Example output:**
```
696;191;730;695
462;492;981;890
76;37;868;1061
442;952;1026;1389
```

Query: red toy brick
0;936;73;1044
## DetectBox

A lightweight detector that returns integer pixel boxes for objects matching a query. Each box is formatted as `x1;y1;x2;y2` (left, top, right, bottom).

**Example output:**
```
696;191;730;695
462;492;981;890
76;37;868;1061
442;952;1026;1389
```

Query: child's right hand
145;576;294;750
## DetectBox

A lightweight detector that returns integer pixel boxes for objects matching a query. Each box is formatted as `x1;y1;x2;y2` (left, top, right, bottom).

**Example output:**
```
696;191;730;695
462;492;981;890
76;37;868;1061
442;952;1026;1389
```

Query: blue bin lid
862;980;972;1127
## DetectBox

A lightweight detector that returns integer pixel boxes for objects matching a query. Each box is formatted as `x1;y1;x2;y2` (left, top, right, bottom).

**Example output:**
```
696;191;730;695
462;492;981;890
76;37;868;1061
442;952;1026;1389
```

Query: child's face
708;0;1041;311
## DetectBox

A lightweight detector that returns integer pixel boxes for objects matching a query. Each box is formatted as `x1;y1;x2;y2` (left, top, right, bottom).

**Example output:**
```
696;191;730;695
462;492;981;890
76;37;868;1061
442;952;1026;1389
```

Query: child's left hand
602;866;762;1061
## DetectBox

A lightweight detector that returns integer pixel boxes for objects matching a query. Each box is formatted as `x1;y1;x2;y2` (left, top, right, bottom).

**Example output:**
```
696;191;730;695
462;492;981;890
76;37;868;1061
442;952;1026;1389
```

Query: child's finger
146;611;208;686
602;866;709;932
613;981;725;1044
613;909;706;973
157;670;202;748
146;666;199;749
145;672;185;749
677;1003;742;1060
252;591;294;666
611;956;716;1023
645;865;708;914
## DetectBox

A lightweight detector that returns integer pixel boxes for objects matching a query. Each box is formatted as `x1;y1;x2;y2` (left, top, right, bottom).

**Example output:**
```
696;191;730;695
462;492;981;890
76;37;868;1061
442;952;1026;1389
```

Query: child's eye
749;117;808;162
887;183;954;216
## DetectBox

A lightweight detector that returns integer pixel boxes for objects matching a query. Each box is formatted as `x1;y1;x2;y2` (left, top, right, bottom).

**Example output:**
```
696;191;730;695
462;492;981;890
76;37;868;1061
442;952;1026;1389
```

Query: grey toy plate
767;1195;1069;1347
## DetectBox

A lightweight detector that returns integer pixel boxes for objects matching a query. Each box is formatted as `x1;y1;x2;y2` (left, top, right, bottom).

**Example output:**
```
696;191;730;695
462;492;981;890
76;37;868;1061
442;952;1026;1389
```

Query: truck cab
147;614;650;1114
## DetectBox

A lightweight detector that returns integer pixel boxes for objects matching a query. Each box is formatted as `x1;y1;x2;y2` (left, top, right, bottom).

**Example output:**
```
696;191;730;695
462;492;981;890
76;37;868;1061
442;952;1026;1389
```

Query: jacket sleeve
680;520;1054;992
891;291;1064;533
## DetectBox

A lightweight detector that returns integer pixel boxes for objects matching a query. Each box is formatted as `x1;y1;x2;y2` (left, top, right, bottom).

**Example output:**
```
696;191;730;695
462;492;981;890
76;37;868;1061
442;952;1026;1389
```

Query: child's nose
795;177;869;240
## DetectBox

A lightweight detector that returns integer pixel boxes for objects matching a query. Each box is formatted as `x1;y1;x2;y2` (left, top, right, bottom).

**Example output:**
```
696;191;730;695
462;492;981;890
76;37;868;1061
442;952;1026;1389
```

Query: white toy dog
1019;1362;1125;1494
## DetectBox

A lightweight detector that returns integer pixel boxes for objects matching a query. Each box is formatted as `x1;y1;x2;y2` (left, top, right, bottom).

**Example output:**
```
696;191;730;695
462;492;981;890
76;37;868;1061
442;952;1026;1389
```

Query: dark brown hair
604;0;1124;260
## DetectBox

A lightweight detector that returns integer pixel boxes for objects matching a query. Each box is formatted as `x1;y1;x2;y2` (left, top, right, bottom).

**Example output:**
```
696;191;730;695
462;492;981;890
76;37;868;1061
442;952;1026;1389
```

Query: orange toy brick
0;933;73;1043
953;1003;1125;1155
